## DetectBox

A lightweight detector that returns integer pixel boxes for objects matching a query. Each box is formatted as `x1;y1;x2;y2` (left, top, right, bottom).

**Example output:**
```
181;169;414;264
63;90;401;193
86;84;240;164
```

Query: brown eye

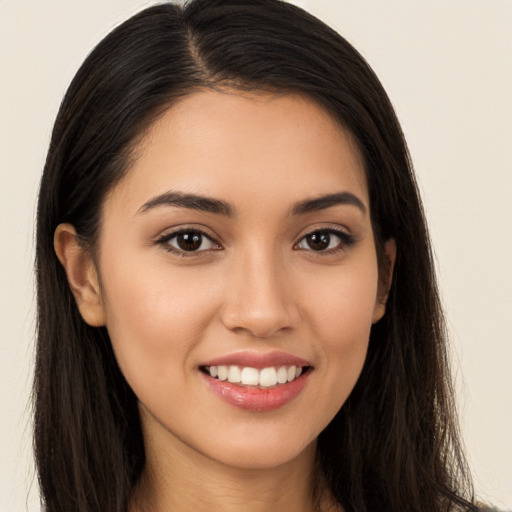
176;232;203;251
296;229;355;253
303;232;331;251
162;230;218;253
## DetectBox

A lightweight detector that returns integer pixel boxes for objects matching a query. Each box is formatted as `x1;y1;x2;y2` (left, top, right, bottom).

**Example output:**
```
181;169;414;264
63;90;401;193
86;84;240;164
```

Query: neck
130;418;336;512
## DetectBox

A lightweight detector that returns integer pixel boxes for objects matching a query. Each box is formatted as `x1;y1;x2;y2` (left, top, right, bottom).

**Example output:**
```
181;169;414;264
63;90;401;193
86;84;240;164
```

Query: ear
372;238;396;324
54;223;106;327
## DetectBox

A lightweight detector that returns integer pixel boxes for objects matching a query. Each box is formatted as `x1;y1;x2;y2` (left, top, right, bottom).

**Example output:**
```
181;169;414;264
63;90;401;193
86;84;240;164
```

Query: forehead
106;90;368;216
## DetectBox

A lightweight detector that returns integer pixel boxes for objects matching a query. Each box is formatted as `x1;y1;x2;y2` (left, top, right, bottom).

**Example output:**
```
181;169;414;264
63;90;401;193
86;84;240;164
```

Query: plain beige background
1;1;511;511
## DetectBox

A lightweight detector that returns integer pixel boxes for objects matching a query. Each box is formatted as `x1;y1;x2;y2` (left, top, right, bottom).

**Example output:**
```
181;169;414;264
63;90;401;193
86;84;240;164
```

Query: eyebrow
138;191;234;217
291;192;366;216
138;190;366;217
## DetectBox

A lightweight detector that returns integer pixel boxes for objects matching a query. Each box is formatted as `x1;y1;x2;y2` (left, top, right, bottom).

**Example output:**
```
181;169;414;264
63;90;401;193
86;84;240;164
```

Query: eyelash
155;227;356;257
294;227;356;255
155;228;221;257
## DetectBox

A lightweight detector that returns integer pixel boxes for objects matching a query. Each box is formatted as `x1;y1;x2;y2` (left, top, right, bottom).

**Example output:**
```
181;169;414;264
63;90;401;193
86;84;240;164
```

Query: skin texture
55;91;395;512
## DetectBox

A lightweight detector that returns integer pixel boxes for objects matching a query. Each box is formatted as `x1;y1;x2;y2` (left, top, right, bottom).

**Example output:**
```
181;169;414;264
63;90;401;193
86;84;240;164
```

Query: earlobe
54;223;106;327
372;238;397;324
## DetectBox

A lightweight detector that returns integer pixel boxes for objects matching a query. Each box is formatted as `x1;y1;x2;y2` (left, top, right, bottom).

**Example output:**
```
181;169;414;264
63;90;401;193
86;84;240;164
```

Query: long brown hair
34;1;476;511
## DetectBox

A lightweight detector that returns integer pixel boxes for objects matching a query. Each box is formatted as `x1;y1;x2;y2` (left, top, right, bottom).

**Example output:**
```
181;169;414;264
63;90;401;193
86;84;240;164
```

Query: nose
220;249;300;338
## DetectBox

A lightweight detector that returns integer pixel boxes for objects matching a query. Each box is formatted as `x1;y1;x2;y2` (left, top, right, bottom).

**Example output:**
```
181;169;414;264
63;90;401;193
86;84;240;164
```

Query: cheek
305;257;379;343
299;256;379;407
99;254;220;383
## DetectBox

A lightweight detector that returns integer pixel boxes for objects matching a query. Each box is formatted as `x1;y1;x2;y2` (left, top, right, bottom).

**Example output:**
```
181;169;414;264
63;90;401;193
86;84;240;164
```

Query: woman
34;1;477;511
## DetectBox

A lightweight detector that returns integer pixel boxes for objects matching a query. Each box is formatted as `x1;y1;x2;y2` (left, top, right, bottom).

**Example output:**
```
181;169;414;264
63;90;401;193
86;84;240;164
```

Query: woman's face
92;90;392;470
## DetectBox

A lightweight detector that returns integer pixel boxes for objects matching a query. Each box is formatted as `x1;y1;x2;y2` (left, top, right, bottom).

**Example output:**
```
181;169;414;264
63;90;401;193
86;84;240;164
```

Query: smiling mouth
200;365;311;388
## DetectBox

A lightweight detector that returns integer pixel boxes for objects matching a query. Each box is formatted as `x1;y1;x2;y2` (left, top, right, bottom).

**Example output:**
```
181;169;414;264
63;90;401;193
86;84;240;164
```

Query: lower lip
201;372;309;412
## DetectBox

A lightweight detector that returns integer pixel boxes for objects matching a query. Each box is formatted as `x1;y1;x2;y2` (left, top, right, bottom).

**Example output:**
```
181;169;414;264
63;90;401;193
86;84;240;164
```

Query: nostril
221;309;299;338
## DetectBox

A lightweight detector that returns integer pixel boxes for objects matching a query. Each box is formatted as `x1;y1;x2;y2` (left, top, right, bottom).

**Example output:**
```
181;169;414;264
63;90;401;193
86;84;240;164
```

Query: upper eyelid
155;225;221;244
294;226;357;251
295;223;352;240
298;229;351;242
154;224;354;247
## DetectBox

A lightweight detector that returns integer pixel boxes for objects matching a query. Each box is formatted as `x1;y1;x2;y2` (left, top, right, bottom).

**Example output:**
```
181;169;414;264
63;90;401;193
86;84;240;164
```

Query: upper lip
200;350;311;369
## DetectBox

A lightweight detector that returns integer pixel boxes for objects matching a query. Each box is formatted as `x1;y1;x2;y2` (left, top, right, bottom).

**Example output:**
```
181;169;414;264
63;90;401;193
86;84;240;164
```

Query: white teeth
217;365;228;381
228;366;241;383
206;364;307;387
276;366;288;384
259;367;278;387
240;367;259;386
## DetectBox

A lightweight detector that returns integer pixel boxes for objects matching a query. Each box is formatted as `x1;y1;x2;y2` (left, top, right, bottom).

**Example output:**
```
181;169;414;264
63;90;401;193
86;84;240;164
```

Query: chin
196;422;319;471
